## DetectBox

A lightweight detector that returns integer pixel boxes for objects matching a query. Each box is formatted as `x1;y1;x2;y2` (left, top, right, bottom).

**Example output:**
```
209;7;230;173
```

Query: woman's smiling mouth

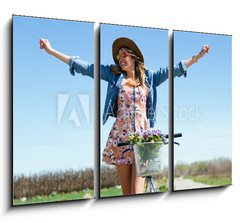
120;62;126;69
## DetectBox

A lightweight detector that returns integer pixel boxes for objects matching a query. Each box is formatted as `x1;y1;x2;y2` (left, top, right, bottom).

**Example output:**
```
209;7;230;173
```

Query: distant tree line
13;166;121;199
13;168;94;199
174;157;232;178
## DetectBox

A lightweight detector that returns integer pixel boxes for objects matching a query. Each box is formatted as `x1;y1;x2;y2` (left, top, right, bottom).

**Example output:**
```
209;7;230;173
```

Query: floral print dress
102;83;150;165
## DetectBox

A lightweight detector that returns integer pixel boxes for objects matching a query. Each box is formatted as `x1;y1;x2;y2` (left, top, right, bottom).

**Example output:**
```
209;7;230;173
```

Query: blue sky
13;16;94;176
100;24;169;167
174;31;232;164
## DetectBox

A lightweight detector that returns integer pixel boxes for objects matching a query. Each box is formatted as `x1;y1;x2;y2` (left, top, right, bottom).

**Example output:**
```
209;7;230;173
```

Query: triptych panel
13;16;94;204
100;24;169;197
12;15;232;205
173;31;232;191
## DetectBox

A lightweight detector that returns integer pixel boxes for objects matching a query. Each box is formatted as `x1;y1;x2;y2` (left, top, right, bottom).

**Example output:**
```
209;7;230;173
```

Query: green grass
100;187;122;197
13;189;94;206
186;176;232;186
159;185;168;192
157;177;168;192
100;179;169;197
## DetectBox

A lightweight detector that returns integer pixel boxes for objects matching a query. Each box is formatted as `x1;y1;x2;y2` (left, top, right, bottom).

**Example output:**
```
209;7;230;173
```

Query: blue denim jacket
69;57;187;128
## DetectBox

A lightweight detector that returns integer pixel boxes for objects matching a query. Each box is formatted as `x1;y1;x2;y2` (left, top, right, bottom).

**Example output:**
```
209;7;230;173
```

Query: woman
40;37;210;195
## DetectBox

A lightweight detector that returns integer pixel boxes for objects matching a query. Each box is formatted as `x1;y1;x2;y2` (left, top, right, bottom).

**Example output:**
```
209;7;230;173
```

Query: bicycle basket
134;142;164;177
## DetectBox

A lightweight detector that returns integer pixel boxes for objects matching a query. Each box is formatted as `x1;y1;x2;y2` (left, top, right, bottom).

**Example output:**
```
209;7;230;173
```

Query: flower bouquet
129;129;165;177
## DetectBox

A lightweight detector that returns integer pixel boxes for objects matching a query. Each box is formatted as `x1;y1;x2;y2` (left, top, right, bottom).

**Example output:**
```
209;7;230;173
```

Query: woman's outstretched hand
39;38;53;54
199;45;210;58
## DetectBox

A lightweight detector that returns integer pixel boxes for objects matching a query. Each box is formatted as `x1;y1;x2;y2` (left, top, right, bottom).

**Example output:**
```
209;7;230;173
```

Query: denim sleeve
69;56;94;78
100;64;115;82
69;56;114;82
174;60;187;78
152;60;188;87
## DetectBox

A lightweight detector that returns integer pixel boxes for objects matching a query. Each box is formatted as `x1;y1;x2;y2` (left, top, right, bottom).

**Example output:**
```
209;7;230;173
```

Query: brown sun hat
112;37;144;64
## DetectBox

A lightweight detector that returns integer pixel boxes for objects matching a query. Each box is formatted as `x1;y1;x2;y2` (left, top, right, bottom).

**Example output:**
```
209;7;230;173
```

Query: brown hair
110;47;148;92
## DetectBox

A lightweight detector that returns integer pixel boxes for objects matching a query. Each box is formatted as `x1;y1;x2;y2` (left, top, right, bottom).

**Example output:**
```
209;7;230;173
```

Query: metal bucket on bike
134;142;164;177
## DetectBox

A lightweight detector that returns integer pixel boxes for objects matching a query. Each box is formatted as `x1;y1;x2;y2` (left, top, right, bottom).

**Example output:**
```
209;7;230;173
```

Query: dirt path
174;177;214;190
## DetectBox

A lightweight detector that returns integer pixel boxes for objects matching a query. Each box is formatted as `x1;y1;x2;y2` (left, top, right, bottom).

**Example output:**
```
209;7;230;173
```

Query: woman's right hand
39;38;53;54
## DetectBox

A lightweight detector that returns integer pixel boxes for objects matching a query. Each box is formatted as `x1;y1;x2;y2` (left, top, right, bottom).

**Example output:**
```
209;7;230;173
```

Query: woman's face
117;48;135;73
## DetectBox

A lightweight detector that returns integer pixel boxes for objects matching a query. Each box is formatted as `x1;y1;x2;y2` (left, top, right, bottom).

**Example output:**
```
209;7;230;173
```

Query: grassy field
100;177;169;197
13;189;94;206
174;158;232;187
100;187;122;197
186;176;232;186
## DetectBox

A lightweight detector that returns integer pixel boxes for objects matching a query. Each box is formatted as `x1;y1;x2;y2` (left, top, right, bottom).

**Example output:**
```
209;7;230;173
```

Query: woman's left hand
199;45;210;58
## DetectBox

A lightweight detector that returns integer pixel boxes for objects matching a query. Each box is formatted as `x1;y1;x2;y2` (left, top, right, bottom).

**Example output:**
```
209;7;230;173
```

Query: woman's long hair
110;47;148;93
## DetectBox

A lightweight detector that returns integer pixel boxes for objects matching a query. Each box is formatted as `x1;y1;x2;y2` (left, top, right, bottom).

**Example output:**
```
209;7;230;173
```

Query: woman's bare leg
116;165;132;195
131;164;145;194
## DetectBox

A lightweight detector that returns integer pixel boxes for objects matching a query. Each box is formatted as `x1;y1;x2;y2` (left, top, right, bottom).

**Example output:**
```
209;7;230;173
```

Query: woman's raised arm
184;45;210;68
40;39;70;64
39;38;129;82
151;45;210;87
40;38;95;78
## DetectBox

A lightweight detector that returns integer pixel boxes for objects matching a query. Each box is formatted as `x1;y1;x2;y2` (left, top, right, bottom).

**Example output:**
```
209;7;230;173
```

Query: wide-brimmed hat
112;37;144;64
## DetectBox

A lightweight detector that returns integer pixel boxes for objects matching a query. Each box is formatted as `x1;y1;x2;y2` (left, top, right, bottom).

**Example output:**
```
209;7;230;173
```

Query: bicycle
117;133;182;193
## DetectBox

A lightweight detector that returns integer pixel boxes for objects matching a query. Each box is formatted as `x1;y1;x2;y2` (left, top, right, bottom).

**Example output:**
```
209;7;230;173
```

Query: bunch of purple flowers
129;129;164;144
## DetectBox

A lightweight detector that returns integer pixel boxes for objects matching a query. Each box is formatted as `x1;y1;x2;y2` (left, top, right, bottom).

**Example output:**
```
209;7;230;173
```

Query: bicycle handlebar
117;133;182;147
164;133;182;139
